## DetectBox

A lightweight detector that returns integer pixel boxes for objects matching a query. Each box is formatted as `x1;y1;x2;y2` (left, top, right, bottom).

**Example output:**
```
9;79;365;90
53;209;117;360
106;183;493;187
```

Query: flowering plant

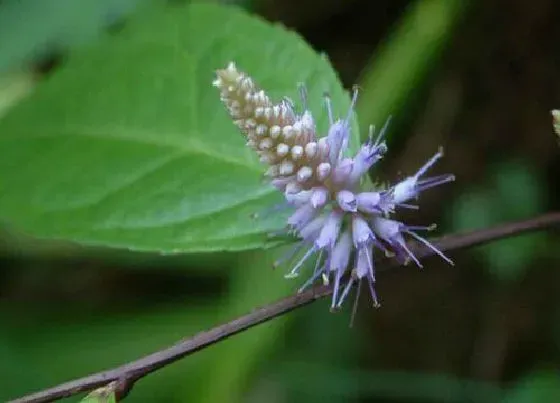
214;62;455;310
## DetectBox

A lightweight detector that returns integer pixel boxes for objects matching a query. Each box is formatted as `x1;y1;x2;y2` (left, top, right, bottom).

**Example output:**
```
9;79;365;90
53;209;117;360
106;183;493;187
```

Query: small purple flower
326;121;350;165
329;231;353;308
391;148;455;205
347;121;390;185
324;89;357;164
337;246;379;309
372;217;453;268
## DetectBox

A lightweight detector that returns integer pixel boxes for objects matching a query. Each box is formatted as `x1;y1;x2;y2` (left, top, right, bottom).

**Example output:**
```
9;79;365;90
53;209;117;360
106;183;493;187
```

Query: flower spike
214;63;455;312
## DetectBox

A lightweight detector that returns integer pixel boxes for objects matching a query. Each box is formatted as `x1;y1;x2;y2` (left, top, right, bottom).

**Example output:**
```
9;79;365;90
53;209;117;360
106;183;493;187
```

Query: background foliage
0;0;559;402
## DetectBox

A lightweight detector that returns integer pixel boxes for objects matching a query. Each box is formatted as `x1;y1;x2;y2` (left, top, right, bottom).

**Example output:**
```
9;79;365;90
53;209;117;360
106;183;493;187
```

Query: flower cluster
214;62;455;309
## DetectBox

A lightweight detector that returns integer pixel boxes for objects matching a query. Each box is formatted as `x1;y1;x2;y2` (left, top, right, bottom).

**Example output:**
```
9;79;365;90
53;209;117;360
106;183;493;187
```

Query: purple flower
391;148;455;205
275;86;454;309
328;231;353;308
372;217;453;268
215;63;455;312
347;121;390;185
324;89;357;164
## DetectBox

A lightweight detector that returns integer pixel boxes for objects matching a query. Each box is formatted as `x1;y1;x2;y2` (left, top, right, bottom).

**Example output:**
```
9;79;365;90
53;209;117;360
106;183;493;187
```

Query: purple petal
336;190;357;212
285;190;313;206
352;214;374;247
329;230;352;272
356;191;382;213
310;187;329;208
326;121;350;164
315;210;344;249
332;158;354;184
287;204;317;230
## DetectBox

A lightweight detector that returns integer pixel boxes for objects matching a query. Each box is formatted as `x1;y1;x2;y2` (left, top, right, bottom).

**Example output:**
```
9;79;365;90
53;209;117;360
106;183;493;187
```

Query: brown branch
9;212;560;403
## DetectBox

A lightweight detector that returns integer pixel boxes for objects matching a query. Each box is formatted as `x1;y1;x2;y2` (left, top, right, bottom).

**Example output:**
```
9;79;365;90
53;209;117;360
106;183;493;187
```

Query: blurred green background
1;0;559;402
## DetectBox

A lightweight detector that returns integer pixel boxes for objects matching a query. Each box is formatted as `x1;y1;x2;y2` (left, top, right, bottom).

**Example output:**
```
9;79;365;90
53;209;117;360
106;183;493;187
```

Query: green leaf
80;383;117;403
0;3;357;253
0;0;150;73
